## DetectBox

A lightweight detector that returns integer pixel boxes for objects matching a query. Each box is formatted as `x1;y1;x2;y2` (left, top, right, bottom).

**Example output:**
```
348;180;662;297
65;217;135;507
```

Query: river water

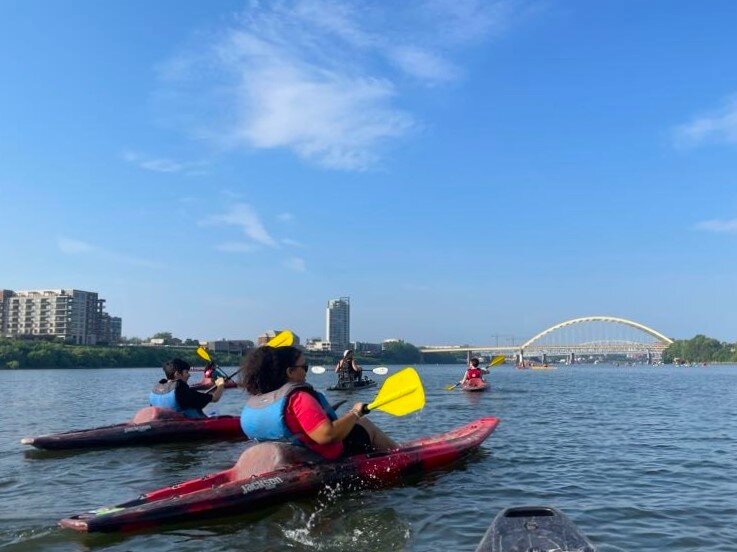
1;364;735;551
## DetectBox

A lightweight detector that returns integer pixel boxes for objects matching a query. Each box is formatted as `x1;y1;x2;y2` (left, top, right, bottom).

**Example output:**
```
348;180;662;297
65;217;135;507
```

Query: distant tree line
663;335;737;363
0;335;455;369
0;338;241;369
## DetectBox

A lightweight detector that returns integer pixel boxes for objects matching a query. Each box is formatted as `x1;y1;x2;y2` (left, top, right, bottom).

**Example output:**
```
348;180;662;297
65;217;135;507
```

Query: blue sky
2;1;737;344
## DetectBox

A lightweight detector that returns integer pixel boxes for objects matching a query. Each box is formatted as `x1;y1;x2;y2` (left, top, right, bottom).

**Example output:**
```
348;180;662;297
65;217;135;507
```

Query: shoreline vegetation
2;335;733;369
0;338;449;369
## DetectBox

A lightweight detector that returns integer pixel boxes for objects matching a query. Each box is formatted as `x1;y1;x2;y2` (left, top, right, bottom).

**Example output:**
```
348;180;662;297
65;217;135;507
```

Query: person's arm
306;403;364;445
176;379;225;409
351;360;361;373
335;361;342;373
288;392;364;445
209;378;226;403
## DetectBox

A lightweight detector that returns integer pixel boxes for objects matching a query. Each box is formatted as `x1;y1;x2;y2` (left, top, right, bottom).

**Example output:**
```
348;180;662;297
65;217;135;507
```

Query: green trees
0;339;242;369
663;335;737;363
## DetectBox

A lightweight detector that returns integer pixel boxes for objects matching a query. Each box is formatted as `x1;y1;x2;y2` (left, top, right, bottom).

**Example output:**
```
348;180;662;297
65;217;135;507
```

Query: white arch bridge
420;316;673;363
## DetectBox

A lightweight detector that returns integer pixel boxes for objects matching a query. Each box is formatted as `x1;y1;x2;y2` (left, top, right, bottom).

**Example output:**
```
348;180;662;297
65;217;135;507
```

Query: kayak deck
60;417;500;533
475;506;597;552
21;408;245;450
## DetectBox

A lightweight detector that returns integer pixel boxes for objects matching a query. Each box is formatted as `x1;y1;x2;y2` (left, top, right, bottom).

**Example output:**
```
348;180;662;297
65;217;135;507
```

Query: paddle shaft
204;367;242;393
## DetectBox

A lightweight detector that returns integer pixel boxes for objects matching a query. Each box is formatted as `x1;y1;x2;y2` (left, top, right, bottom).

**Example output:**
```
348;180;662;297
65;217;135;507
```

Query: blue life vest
149;380;206;419
240;382;337;442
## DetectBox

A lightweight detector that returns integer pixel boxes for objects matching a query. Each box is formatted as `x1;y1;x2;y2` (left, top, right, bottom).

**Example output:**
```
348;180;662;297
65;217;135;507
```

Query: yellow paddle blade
196;347;212;362
266;330;294;348
489;355;505;367
367;367;425;416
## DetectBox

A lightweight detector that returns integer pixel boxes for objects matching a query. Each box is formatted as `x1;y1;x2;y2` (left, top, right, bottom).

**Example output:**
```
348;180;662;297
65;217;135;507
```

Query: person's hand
215;377;226;388
350;402;365;418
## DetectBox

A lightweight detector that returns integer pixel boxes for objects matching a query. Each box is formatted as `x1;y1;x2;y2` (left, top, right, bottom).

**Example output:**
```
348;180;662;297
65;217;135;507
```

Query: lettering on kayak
241;476;284;494
123;425;152;433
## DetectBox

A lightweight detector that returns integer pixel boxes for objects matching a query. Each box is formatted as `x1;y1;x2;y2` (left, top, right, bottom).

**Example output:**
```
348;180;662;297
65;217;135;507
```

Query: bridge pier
568;352;575;365
542;353;548;366
516;350;524;368
646;351;652;365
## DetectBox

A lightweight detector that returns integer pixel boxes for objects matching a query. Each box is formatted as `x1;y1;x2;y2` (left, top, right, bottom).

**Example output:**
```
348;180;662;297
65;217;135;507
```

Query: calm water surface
1;364;736;551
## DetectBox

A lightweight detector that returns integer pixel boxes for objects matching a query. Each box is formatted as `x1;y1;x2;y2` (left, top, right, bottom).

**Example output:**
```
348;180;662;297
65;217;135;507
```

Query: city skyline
2;2;737;343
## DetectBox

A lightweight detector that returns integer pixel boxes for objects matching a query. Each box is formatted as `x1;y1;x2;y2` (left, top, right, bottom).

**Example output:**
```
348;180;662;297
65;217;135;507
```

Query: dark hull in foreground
475;506;597;552
21;408;245;450
60;417;500;533
327;377;377;391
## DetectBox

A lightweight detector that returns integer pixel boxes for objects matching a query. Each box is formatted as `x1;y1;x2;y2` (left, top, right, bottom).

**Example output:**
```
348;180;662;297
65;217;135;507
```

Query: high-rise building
326;297;350;352
0;289;121;345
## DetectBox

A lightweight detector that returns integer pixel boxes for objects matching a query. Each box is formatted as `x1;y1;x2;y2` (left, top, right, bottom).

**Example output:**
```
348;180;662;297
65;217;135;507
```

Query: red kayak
21;407;245;450
190;378;238;391
59;417;500;533
462;378;488;392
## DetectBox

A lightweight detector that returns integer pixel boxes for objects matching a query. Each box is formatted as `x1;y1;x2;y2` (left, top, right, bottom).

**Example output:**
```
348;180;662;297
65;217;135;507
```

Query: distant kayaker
335;349;362;383
239;346;397;459
150;358;226;418
461;357;485;385
204;364;227;381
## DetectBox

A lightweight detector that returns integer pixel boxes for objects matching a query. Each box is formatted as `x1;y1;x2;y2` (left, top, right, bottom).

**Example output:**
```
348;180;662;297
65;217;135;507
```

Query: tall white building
326;297;350;352
0;289;121;344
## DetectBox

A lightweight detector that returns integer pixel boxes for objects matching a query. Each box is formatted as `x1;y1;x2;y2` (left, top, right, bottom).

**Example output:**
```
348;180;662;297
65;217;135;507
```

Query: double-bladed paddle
311;365;389;375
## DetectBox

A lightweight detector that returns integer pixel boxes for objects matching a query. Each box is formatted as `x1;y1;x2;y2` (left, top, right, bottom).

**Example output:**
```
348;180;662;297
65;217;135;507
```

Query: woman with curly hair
239;346;396;459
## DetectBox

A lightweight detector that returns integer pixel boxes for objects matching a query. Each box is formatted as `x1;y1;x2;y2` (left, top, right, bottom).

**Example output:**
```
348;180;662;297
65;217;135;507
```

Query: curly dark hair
163;358;191;380
239;346;302;394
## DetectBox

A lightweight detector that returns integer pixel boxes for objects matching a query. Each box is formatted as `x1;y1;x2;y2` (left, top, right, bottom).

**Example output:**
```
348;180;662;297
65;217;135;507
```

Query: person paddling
335;349;362;384
239;346;396;459
460;357;485;385
150;358;226;419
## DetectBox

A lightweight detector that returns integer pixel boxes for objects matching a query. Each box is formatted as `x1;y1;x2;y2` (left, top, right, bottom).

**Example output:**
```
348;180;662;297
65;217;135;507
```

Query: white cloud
201;203;278;247
58;237;95;254
122;151;207;174
158;0;522;170
694;219;737;233
673;97;737;148
216;241;260;253
277;212;294;222
281;238;304;247
57;237;162;268
284;256;307;272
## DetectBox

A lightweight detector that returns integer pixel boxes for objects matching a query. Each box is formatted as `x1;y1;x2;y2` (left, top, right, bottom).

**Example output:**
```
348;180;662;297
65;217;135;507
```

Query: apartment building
326;297;350;353
0;289;122;345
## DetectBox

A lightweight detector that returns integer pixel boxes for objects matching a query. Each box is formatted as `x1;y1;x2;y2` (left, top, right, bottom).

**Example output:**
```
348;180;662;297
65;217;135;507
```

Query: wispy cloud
284;256;307;272
201;203;278;247
215;241;260;253
277;213;294;222
122;151;208;174
57;237;162;268
281;238;304;247
673;96;737;148
694;219;737;233
158;0;524;170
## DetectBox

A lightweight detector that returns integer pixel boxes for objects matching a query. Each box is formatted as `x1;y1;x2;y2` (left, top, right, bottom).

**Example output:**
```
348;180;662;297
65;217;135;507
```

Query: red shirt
284;390;343;459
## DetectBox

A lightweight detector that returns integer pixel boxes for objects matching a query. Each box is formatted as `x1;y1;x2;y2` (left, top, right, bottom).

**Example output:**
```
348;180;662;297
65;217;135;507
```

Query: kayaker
204;364;227;381
150;358;226;418
239;346;397;459
335;349;362;384
460;357;484;385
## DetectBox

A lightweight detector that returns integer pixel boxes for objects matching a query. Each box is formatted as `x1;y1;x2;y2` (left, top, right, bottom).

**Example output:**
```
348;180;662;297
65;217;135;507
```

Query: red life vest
466;367;483;380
